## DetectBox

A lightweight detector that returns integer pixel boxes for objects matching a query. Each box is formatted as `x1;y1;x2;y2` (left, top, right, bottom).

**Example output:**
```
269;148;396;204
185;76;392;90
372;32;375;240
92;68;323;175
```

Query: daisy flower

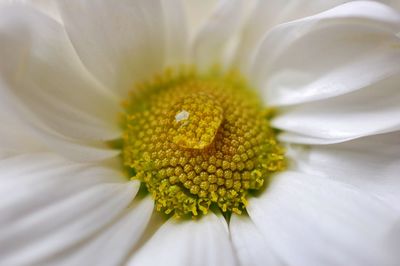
0;0;400;265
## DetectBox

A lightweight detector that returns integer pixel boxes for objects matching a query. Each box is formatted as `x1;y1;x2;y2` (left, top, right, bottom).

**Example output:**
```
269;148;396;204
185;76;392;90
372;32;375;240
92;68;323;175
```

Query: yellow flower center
122;68;285;218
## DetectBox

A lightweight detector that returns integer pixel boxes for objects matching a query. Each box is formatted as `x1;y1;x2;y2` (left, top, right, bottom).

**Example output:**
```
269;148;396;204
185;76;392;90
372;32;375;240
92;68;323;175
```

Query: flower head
0;0;400;266
122;68;285;217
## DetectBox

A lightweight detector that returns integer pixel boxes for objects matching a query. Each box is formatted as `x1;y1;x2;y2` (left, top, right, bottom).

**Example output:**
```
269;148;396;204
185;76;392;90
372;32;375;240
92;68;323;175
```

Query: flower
0;0;400;265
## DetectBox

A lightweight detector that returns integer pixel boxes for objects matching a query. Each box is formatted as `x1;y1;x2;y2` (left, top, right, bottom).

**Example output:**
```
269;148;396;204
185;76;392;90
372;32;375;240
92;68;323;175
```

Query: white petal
57;0;167;96
191;0;245;70
0;99;45;158
0;125;43;158
234;0;351;72
44;197;154;266
0;6;121;141
0;153;139;266
247;171;399;266
127;213;238;266
273;74;400;143
386;221;400;261
0;0;61;22
288;131;400;212
0;85;119;162
385;0;400;11
230;215;283;266
161;0;188;66
250;1;400;106
277;131;348;145
183;0;217;35
30;0;61;22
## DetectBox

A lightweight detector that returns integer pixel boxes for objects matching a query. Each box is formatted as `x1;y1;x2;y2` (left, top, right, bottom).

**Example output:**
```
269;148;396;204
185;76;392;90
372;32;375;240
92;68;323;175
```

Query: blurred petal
0;78;119;162
183;0;217;35
288;131;400;211
0;91;45;158
0;6;121;162
0;123;43;158
58;0;167;96
0;153;139;266
0;0;61;21
44;197;154;266
250;1;400;106
230;215;283;266
247;171;399;266
0;6;121;141
127;213;237;266
161;0;188;66
385;0;400;11
273;74;400;143
191;0;246;70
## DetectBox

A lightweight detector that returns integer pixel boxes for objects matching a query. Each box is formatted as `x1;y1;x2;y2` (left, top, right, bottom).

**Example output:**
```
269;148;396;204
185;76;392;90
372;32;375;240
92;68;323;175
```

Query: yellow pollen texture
171;93;223;149
122;68;285;218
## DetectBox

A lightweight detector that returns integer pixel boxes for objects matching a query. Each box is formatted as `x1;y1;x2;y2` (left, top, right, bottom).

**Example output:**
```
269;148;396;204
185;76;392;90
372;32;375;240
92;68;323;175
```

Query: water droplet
170;93;223;149
175;110;189;123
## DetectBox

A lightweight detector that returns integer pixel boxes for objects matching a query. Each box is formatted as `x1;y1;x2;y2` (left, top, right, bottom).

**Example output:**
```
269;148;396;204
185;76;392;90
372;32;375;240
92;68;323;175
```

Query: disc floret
122;68;285;218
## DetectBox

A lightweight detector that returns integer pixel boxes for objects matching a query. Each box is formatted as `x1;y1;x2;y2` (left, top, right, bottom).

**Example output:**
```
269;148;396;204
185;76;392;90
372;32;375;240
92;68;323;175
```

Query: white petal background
245;171;399;266
0;6;121;162
0;0;399;266
0;153;139;265
127;213;237;266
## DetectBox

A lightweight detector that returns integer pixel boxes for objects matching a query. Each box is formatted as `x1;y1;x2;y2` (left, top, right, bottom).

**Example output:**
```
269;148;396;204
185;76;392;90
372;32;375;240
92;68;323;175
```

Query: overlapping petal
127;213;237;266
0;6;121;140
191;0;245;70
250;1;400;106
246;171;399;266
288;131;400;211
43;197;154;266
274;74;400;143
234;0;351;71
0;153;139;266
230;215;283;266
0;6;126;161
58;0;181;96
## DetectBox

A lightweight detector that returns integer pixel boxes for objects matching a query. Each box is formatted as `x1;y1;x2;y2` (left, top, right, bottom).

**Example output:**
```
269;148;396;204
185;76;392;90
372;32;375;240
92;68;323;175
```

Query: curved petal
43;197;154;266
273;74;400;143
57;0;168;96
250;1;400;106
191;0;246;70
127;213;238;266
247;171;399;266
0;6;121;141
230;215;283;266
287;131;400;212
234;0;351;72
0;81;120;162
0;153;139;266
